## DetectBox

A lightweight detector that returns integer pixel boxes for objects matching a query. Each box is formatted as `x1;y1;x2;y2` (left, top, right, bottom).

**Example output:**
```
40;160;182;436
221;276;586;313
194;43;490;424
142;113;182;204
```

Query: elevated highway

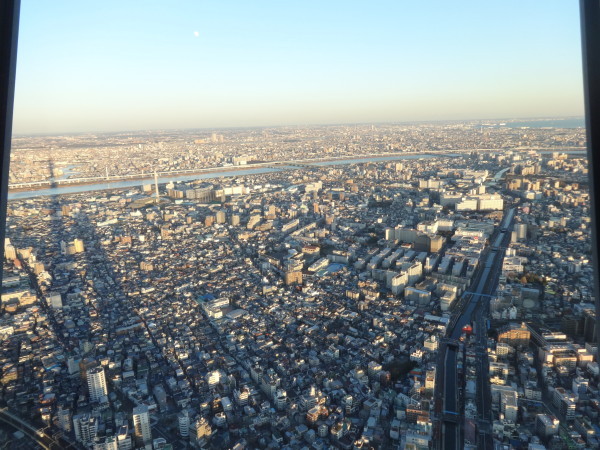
438;208;515;450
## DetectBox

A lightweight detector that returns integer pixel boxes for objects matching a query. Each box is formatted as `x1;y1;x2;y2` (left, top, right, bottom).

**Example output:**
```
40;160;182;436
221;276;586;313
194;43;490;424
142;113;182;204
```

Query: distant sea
502;117;585;128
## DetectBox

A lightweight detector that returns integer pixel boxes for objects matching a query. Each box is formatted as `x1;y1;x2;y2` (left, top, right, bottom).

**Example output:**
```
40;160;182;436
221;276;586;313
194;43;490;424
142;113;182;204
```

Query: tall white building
73;413;97;445
195;416;212;443
515;223;527;240
116;425;132;450
206;369;222;389
57;406;71;432
178;410;190;438
4;242;16;260
73;238;85;253
132;405;152;445
87;367;108;402
49;292;63;309
234;387;249;406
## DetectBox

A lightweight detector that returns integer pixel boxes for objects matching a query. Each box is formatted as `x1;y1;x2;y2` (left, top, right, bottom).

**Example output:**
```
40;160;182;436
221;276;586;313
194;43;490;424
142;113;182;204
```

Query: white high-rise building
132;405;152;445
87;367;108;402
195;416;212;443
73;238;85;253
515;223;528;240
116;425;132;450
73;413;97;445
57;406;71;432
4;242;16;260
178;410;190;438
49;292;63;309
234;387;249;406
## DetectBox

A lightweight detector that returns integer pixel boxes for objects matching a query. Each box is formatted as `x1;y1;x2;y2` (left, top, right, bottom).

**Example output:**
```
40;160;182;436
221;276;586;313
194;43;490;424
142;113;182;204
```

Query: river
8;154;442;200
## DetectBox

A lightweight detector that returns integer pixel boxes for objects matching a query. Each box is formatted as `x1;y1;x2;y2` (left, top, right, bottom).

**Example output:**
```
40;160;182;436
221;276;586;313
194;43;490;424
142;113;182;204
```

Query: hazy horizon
10;115;586;139
12;1;585;135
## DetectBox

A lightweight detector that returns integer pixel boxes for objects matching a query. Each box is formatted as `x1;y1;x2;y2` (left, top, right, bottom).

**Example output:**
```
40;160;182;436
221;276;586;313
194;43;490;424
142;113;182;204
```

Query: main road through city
440;207;515;450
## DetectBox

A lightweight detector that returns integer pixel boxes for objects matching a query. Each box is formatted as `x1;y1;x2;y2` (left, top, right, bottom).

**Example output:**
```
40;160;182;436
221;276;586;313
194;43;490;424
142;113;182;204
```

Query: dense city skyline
13;1;584;134
3;125;596;448
2;2;599;449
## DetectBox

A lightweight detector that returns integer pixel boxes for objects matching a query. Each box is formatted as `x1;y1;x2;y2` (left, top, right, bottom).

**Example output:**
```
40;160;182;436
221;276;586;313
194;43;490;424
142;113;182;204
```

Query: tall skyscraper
87;366;107;402
132;405;152;445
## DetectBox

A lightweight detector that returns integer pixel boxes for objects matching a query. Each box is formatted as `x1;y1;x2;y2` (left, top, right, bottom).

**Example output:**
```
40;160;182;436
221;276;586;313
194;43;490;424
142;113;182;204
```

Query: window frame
0;0;20;273
580;0;600;356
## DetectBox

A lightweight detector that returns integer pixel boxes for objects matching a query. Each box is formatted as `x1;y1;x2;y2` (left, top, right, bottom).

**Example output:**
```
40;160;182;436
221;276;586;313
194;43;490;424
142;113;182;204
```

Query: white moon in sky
193;31;199;38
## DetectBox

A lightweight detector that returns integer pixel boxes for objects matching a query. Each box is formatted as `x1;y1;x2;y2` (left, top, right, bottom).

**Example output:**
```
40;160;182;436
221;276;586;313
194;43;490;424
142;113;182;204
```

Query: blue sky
13;1;584;134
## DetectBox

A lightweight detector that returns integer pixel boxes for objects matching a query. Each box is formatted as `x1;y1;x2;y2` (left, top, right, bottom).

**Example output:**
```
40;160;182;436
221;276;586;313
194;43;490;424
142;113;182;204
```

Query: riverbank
8;153;443;200
9;151;441;192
